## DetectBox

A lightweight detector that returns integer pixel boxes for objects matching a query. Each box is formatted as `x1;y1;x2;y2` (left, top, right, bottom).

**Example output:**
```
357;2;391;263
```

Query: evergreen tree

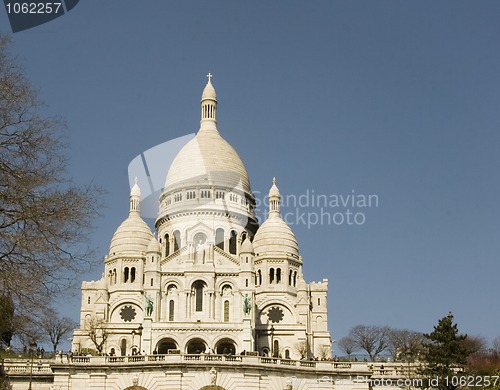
419;312;470;390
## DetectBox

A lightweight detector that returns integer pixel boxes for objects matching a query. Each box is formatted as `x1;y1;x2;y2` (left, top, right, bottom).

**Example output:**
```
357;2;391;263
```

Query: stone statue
145;295;153;316
243;293;251;315
195;239;206;264
209;367;217;385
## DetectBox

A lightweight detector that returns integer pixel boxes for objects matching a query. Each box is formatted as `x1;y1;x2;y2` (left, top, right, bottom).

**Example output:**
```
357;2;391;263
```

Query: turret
144;237;161;321
239;238;255;291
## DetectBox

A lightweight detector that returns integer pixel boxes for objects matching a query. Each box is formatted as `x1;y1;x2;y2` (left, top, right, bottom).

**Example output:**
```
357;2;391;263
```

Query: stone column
186;291;191;320
242;315;253;352
142;317;153;354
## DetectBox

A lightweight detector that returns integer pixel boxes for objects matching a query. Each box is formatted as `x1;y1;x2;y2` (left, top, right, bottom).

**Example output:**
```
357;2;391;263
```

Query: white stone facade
72;77;331;363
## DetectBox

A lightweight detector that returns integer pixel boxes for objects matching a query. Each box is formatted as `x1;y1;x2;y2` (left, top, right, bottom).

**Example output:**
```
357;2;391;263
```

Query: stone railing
2;355;421;378
3;361;53;375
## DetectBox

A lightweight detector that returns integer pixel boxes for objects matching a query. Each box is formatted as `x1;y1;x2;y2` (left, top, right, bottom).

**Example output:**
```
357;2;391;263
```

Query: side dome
109;181;153;255
253;217;299;258
109;216;153;255
253;178;299;258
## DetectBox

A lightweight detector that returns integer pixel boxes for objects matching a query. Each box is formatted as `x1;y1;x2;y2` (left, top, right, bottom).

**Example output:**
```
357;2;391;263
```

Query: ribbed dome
253;216;299;257
109;214;153;255
164;129;251;193
109;180;153;255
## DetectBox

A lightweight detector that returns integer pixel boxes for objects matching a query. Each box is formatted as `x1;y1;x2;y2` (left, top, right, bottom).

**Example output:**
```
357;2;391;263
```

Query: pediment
186;222;214;243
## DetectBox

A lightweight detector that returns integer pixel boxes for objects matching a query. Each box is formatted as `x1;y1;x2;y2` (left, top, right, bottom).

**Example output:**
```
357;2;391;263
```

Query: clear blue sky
2;1;500;350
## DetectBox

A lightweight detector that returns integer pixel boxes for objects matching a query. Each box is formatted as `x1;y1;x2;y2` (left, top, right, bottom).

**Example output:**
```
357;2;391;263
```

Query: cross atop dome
200;74;217;129
129;177;141;214
269;177;281;215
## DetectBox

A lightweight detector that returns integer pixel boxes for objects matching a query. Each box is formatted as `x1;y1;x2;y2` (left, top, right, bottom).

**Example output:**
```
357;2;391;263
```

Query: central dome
164;128;251;193
163;78;251;194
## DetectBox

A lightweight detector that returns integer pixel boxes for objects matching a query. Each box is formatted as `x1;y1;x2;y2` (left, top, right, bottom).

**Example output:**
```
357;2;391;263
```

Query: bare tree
40;310;78;354
294;341;308;360
85;317;108;354
493;336;500;355
0;35;99;333
337;336;358;358
317;344;331;360
349;325;390;361
462;335;487;355
13;315;45;352
388;329;424;361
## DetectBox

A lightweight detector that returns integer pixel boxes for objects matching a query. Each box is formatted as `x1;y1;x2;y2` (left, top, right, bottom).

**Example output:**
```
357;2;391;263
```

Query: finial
273;177;276;185
135;177;138;185
207;72;213;83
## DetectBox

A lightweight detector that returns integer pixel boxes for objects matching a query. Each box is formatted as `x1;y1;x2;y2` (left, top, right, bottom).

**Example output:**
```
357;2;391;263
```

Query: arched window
224;300;230;322
293;271;297;287
120;339;127;356
124;267;129;283
108;270;112;285
173;230;181;252
87;296;90;304
285;349;290;359
229;230;237;255
130;267;136;283
276;268;281;284
164;233;170;256
215;228;224;250
258;269;262;285
150;278;154;287
269;268;275;284
113;269;117;284
289;270;292;285
193;281;204;312
273;340;280;358
318;298;321;306
169;300;174;321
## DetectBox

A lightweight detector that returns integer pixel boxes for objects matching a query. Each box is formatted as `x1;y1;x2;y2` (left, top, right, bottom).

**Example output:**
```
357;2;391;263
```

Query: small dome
147;236;160;253
109;214;153;255
130;178;141;197
253;178;298;257
240;238;254;253
202;81;217;101
269;177;280;198
253;216;298;257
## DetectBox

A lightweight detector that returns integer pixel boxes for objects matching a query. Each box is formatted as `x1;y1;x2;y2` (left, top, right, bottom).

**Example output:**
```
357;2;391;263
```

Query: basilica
72;76;331;362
